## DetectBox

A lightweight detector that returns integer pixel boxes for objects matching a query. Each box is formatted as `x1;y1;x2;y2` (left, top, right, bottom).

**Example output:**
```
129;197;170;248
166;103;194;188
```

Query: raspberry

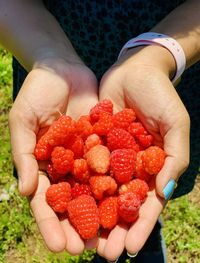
127;122;146;137
34;135;53;160
113;108;136;129
119;179;149;202
110;149;137;184
76;115;93;140
142;146;166;174
47;163;65;183
93;112;114;136
64;135;84;159
67;195;99;239
135;151;151;181
89;175;117;200
71;184;92;199
46;182;71;213
84;134;102;153
86;145;110;174
47;115;76;146
90;99;113;122
107;128;139;152
118;192;141;223
72;159;90;183
51;147;74;175
99;197;118;229
137;134;153;148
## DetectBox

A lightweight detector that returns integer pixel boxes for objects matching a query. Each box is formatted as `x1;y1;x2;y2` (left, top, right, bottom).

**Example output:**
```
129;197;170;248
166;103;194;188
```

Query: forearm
0;0;82;71
152;0;200;69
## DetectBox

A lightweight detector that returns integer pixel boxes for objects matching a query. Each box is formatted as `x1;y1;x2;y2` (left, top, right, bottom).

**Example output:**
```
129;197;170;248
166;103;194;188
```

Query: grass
0;47;199;263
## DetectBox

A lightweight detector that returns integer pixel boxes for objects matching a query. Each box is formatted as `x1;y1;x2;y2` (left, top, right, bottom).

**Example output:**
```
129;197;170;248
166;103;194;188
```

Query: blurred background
0;47;199;263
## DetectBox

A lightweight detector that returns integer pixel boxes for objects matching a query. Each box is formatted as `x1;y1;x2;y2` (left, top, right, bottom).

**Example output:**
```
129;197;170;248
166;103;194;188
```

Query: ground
0;48;199;263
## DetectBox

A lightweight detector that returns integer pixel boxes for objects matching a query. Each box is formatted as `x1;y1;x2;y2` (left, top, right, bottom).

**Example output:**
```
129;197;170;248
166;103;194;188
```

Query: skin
0;0;199;260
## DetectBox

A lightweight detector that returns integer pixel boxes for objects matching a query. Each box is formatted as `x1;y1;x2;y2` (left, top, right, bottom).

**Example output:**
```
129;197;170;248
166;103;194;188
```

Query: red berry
72;159;90;183
118;192;141;223
89;175;117;200
136;134;153;148
47;163;65;183
93;112;114;136
90;99;113;122
64;135;84;159
113;108;136;129
76;115;93;140
71;184;92;199
46;182;71;213
51;147;74;175
67;195;99;239
86;145;110;174
107;128;139;152
127;122;146;137
47;115;76;146
99;197;119;229
142;146;166;174
34;135;53;160
135;151;151;181
110;149;137;184
119;179;149;202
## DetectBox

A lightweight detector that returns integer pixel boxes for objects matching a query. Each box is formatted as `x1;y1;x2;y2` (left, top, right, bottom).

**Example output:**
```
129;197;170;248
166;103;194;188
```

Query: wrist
118;45;176;80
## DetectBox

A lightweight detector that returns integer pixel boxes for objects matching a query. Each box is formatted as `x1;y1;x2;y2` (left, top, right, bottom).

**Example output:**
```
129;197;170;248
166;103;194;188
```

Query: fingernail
107;258;119;263
127;252;138;258
163;179;176;200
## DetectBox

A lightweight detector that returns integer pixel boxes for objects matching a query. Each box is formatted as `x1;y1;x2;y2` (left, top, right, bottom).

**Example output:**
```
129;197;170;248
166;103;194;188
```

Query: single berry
118;192;141;223
113;108;136;129
110;149;137;184
136;134;153;148
34;135;53;160
76;115;93;140
84;134;102;153
142;146;166;174
47;163;65;183
47;115;76;146
51;147;74;175
89;175;117;200
90;99;113;122
127;122;146;137
99;196;119;229
71;184;92;199
135;151;151;181
93;112;114;136
46;182;71;213
72;159;90;183
64;135;84;159
119;179;149;202
67;195;99;239
86;145;110;174
107;128;139;152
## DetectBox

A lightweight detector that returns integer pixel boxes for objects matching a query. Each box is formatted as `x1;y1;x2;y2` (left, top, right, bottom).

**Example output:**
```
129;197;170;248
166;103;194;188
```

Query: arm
98;1;199;261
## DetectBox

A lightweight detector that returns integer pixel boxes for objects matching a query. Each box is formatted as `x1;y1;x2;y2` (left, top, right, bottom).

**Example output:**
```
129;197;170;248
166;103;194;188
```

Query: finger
125;183;166;254
156;116;190;199
97;224;128;262
9;108;38;196
60;219;85;255
30;173;66;252
67;73;98;119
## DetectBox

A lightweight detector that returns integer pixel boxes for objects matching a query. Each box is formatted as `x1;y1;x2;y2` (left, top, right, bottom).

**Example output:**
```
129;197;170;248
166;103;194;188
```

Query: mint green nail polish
163;179;176;200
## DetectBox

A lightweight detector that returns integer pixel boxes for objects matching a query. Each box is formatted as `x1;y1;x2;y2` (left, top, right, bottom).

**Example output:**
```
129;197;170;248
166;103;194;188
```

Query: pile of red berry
34;99;166;240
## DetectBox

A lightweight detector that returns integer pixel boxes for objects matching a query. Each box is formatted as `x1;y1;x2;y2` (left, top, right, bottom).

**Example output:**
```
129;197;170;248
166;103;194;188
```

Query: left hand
96;46;190;261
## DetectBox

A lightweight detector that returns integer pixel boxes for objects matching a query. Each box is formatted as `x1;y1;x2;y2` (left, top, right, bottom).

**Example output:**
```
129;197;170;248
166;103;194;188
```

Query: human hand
96;46;190;261
9;59;98;253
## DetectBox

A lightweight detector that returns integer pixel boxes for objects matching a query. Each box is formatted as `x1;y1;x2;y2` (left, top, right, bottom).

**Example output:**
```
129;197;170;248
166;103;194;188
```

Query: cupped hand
9;59;98;253
97;47;190;261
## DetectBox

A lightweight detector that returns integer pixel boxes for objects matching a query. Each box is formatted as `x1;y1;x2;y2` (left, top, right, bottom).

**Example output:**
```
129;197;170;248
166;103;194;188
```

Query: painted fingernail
163;179;176;200
127;252;138;258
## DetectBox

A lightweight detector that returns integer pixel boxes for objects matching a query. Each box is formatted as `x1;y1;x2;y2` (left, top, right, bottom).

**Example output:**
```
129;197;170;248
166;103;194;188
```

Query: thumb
9;108;38;196
156;116;190;200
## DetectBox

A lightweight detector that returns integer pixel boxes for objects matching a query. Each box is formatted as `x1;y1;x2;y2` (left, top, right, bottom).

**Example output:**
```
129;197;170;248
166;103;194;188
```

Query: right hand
9;59;98;253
